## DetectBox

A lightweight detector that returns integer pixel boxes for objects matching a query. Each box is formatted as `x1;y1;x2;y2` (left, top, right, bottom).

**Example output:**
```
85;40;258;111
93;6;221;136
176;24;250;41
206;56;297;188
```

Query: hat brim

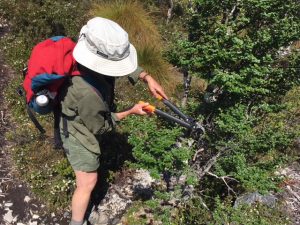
73;38;138;77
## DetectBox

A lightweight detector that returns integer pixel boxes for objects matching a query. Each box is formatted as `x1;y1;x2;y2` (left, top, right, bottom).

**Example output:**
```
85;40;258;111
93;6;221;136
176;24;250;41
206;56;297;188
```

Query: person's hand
130;102;150;115
139;72;168;99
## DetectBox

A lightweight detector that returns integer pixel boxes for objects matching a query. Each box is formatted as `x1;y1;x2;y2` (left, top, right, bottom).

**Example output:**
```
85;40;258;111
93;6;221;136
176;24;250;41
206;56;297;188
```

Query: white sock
70;220;84;225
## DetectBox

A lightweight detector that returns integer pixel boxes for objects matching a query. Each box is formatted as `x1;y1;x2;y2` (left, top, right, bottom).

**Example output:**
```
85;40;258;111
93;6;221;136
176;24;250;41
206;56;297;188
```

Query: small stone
4;202;13;207
32;214;39;219
29;221;38;225
51;212;55;217
63;211;70;218
17;223;25;225
24;196;31;203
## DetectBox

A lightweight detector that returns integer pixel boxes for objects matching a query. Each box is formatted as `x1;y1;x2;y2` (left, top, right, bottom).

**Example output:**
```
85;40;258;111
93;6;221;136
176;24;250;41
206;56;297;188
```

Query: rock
89;169;155;224
234;192;277;208
89;211;109;225
63;211;70;218
3;209;14;223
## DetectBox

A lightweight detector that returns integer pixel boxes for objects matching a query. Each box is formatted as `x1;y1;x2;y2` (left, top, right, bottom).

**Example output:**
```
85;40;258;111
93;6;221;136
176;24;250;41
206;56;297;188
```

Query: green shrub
123;116;193;179
178;197;290;225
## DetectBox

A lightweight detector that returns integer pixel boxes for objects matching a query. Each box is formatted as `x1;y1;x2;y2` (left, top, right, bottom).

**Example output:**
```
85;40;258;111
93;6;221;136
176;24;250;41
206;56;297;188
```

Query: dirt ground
0;19;70;225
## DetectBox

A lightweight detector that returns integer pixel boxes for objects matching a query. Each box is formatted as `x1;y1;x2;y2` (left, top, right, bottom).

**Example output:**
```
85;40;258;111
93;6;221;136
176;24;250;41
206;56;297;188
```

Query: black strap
62;116;69;138
53;105;63;149
26;104;46;134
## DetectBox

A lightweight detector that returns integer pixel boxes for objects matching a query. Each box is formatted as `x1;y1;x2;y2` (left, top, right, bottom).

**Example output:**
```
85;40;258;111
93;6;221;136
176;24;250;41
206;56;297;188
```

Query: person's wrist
139;72;151;82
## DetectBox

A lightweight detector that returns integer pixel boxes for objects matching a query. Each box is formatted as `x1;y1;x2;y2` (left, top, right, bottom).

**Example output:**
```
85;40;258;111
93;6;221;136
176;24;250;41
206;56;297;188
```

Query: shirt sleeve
127;66;144;85
77;93;115;135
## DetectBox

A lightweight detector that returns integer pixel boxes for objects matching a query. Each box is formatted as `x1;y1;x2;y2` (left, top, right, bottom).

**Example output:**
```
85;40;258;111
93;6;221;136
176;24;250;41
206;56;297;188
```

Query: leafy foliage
124;116;193;178
168;0;300;105
179;197;290;225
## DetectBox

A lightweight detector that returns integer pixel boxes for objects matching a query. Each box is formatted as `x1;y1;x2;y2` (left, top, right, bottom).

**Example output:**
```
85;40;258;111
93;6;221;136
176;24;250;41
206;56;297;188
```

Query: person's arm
114;101;149;120
139;71;168;99
128;67;168;99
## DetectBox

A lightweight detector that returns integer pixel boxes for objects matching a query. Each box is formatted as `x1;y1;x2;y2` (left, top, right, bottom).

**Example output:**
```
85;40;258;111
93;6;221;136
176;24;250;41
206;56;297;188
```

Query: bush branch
206;172;238;196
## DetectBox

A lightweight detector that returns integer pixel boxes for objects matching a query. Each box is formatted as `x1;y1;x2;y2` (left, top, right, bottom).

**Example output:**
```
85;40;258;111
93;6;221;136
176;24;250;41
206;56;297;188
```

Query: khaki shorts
61;133;100;172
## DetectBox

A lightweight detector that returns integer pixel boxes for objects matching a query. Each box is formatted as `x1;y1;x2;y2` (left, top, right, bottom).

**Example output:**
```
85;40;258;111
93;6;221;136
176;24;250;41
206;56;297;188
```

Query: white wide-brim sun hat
73;17;138;77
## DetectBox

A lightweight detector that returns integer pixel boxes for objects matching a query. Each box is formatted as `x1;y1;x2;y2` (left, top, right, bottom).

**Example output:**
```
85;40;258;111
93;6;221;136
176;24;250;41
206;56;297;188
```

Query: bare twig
192;148;204;162
224;1;240;35
181;70;192;108
166;0;174;24
196;151;222;179
225;4;237;25
206;172;238;196
287;185;300;202
1;110;6;124
199;196;209;210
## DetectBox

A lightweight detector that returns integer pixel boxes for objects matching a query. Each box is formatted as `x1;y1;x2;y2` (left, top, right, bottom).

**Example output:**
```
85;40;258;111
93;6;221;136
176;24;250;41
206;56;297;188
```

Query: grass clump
90;0;174;88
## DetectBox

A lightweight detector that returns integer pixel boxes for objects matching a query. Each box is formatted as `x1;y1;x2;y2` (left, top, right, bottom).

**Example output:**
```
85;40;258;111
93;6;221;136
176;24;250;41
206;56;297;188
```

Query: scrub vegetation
0;0;299;224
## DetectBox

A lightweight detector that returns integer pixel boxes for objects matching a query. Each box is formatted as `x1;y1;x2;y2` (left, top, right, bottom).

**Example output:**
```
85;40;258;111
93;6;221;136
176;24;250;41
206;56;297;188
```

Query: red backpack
21;36;80;148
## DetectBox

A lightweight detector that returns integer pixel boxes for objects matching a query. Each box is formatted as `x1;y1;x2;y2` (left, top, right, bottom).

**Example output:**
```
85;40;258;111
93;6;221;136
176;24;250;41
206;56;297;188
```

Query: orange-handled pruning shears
139;94;205;134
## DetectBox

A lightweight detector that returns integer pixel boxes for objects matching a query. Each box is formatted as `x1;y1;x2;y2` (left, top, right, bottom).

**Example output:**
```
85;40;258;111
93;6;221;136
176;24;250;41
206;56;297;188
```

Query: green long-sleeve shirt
60;67;143;154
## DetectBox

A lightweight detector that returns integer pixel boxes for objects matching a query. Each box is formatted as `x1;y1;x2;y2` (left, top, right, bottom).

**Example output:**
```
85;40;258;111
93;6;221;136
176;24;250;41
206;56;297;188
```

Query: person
60;17;168;225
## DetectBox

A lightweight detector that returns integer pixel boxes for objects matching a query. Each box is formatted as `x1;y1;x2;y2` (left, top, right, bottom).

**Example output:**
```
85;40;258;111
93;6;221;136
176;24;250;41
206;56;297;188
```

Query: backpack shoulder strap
26;104;46;134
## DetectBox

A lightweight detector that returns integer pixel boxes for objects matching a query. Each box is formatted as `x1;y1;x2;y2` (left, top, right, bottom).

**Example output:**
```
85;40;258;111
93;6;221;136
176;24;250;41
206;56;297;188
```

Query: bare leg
71;170;98;222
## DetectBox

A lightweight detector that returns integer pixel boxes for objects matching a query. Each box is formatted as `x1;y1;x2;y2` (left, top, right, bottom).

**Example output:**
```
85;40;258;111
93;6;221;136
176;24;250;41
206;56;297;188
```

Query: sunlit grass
90;0;176;90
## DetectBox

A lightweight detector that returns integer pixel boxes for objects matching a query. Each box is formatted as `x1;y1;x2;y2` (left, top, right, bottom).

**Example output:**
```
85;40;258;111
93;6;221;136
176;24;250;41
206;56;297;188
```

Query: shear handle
140;101;192;129
155;109;193;130
158;97;191;123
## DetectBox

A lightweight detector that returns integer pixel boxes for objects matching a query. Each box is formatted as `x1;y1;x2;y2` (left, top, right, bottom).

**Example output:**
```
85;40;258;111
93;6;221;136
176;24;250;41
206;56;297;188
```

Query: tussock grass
90;0;175;90
90;0;160;50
